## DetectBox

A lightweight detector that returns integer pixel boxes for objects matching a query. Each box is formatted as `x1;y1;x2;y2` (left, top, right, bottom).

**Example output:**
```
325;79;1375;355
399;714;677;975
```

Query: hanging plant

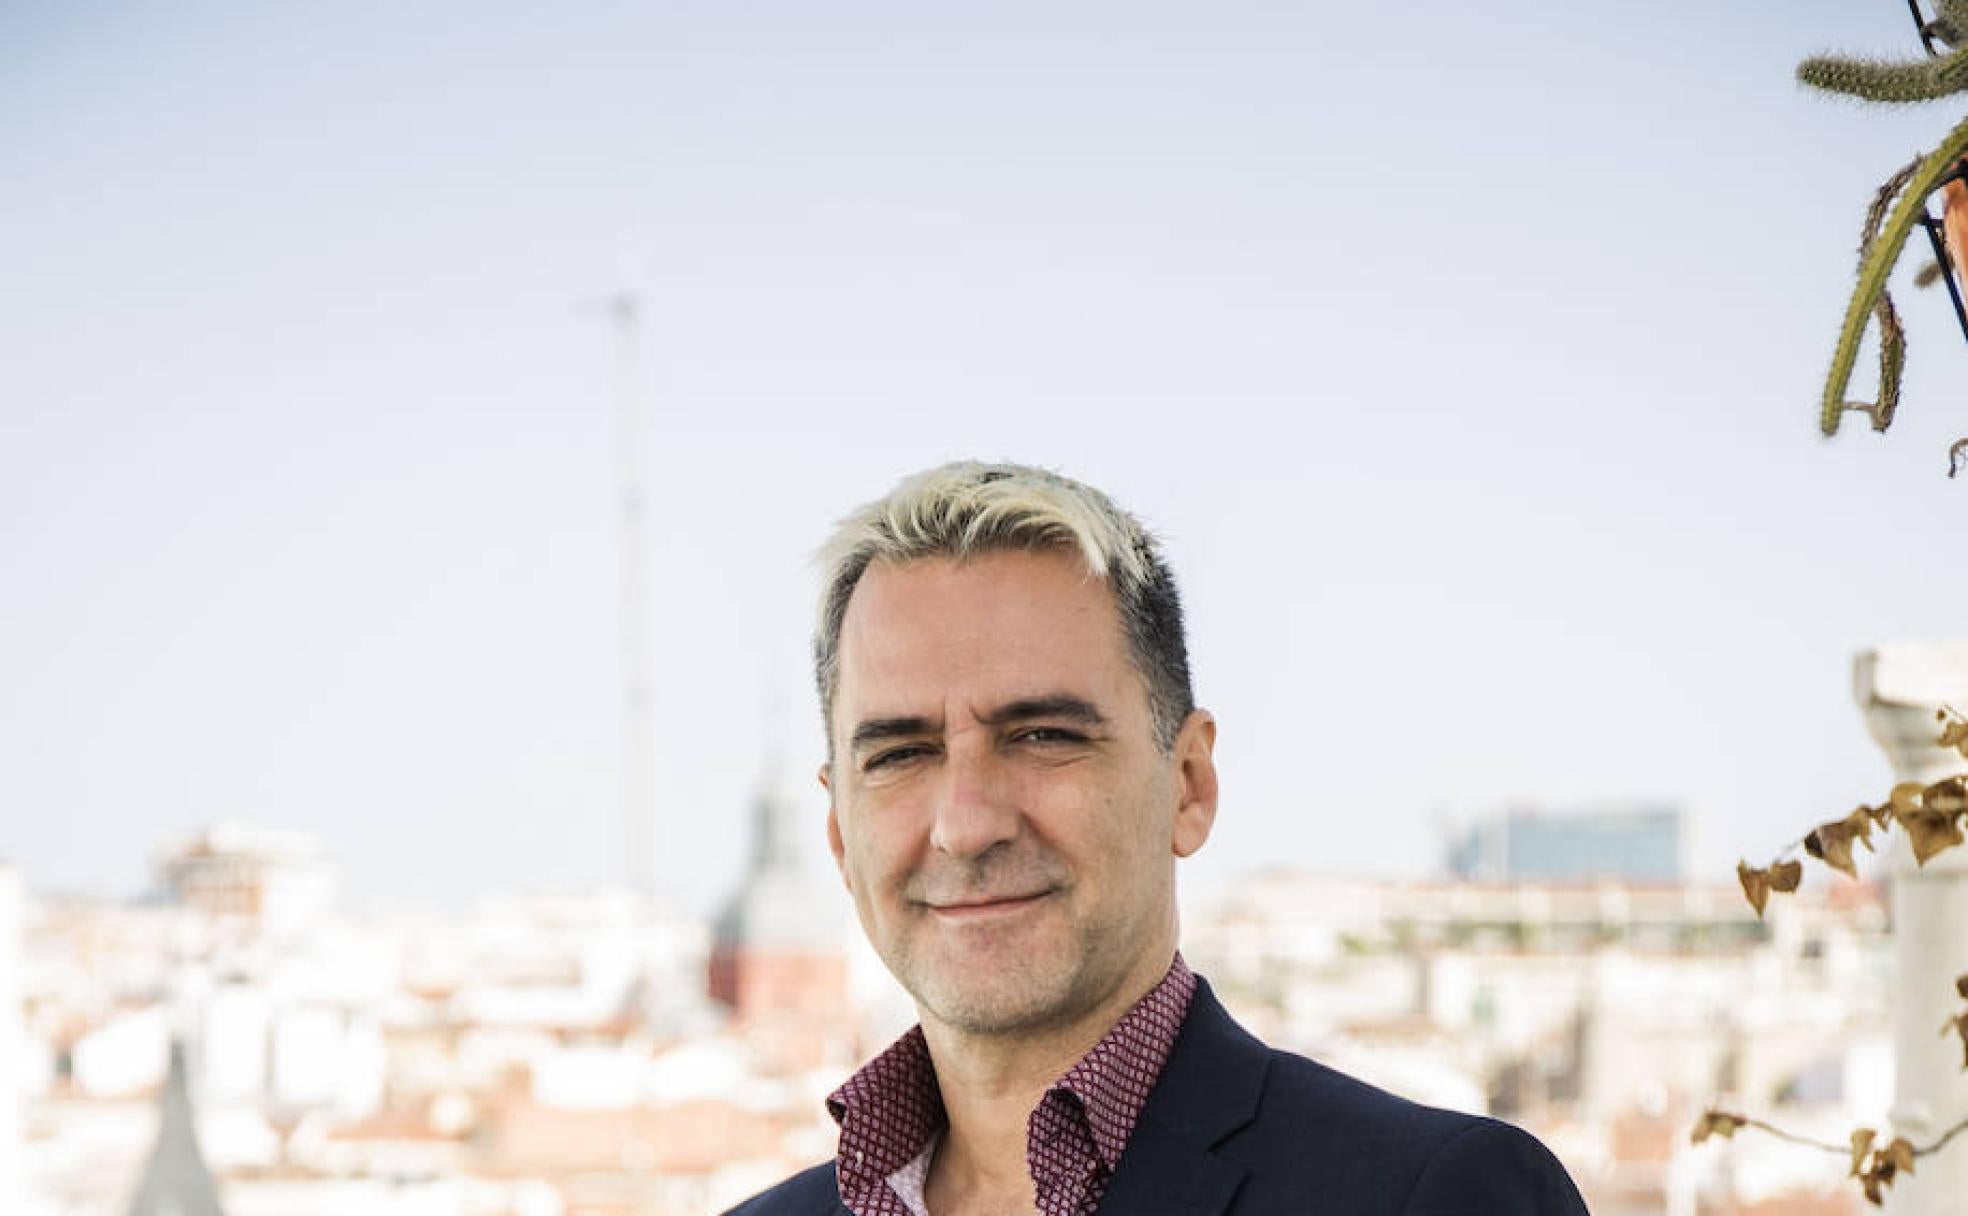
1805;0;1968;475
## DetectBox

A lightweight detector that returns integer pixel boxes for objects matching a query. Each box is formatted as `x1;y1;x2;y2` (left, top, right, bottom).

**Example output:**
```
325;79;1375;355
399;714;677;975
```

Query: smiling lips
926;890;1053;919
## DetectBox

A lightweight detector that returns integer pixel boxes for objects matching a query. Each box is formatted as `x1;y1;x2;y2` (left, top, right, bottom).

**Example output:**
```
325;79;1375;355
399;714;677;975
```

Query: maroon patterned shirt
826;955;1197;1216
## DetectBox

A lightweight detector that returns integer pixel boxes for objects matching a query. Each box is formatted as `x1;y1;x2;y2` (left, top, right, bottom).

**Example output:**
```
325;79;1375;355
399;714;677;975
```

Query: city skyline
4;828;1897;1214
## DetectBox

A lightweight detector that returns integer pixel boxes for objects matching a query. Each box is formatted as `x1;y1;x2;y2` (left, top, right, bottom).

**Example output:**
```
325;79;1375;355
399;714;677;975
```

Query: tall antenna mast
604;292;655;894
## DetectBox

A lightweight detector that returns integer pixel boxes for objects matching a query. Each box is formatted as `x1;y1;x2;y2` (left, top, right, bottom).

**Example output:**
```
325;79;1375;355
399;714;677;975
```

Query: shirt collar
827;1023;944;1207
1051;953;1196;1170
825;954;1197;1199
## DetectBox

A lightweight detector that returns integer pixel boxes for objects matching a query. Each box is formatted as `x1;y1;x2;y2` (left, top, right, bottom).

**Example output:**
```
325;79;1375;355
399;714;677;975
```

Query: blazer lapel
1097;979;1268;1216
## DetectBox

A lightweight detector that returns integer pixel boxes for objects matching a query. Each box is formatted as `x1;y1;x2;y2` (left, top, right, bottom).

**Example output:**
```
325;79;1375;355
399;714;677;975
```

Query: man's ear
820;762;853;890
1170;709;1218;859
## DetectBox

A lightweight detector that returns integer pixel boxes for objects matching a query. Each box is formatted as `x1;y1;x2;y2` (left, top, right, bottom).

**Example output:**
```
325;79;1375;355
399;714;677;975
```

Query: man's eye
865;745;929;771
1015;728;1084;746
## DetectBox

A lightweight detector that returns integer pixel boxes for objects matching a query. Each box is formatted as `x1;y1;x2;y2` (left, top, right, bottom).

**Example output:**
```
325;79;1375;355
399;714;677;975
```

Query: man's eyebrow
848;716;940;752
978;694;1107;729
846;696;1106;752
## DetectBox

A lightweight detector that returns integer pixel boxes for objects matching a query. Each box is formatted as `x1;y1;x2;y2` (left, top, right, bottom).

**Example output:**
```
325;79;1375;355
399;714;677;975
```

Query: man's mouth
925;890;1053;920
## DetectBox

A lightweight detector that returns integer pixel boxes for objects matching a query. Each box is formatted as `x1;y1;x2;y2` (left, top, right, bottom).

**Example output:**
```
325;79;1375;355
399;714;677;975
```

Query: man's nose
928;741;1020;859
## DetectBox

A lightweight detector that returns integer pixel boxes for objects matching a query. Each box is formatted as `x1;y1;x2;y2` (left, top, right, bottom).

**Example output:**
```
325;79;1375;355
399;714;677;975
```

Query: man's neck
916;947;1176;1209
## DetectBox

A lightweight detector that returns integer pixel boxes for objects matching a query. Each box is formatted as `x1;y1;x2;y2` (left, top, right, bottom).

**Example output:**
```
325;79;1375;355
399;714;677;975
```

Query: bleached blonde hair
813;461;1194;753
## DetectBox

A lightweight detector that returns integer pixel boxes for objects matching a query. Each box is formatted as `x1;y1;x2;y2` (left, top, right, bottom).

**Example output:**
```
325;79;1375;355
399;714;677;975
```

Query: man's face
823;548;1216;1037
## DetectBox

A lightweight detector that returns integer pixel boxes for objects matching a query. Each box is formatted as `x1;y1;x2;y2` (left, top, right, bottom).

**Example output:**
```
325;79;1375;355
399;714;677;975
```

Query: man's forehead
831;550;1135;720
835;660;1111;727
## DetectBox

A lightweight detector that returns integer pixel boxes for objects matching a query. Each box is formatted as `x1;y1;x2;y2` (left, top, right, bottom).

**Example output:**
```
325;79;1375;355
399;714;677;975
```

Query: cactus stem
1820;115;1968;435
1799;45;1968;103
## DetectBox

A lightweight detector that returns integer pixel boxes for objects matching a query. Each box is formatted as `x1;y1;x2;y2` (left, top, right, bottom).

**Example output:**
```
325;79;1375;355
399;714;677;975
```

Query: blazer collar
1095;976;1267;1215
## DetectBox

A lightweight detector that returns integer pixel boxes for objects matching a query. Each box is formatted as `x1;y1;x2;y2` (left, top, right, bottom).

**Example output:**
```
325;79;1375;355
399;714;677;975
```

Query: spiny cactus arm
1821;114;1968;435
1799;44;1968;102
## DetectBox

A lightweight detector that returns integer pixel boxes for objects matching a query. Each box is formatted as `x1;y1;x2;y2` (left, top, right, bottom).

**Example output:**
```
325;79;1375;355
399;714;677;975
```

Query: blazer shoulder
1399;1118;1590;1215
1229;1048;1586;1213
721;1160;841;1216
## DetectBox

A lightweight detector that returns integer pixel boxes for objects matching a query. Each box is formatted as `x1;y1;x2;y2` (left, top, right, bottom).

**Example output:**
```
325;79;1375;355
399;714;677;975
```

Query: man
729;462;1589;1216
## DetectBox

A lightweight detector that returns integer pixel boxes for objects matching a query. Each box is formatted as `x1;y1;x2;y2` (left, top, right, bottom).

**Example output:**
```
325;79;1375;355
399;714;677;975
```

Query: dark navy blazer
724;977;1591;1215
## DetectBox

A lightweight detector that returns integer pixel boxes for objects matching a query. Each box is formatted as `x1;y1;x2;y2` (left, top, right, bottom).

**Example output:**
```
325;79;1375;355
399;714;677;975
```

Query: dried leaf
1807;811;1874;879
1690;1110;1746;1144
1737;862;1772;917
1943;1012;1968;1068
1850;1127;1877;1176
1848;1120;1919;1206
1903;810;1966;865
1769;859;1803;893
1806;831;1855;878
1891;782;1927;816
1924;776;1968;816
1940;715;1968;758
1859;1146;1903;1204
1885;1136;1915;1175
1956;973;1968;1001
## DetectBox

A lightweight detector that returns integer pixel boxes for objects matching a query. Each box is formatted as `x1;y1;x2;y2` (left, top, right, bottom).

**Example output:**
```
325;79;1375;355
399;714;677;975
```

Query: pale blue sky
6;1;1968;915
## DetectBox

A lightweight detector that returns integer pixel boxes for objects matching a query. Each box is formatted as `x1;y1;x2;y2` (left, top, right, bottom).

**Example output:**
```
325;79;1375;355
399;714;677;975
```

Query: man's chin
904;953;1087;1036
917;982;1078;1036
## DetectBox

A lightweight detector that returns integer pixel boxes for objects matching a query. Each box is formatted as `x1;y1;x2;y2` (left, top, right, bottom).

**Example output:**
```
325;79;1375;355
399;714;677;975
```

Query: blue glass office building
1446;805;1684;884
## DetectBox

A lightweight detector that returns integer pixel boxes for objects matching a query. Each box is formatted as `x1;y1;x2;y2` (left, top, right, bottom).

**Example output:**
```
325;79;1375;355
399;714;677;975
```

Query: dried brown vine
1693;707;1968;1205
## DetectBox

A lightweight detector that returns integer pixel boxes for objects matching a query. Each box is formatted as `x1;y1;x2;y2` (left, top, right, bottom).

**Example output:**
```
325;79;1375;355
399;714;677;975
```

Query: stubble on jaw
895;903;1124;1037
886;854;1177;1041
